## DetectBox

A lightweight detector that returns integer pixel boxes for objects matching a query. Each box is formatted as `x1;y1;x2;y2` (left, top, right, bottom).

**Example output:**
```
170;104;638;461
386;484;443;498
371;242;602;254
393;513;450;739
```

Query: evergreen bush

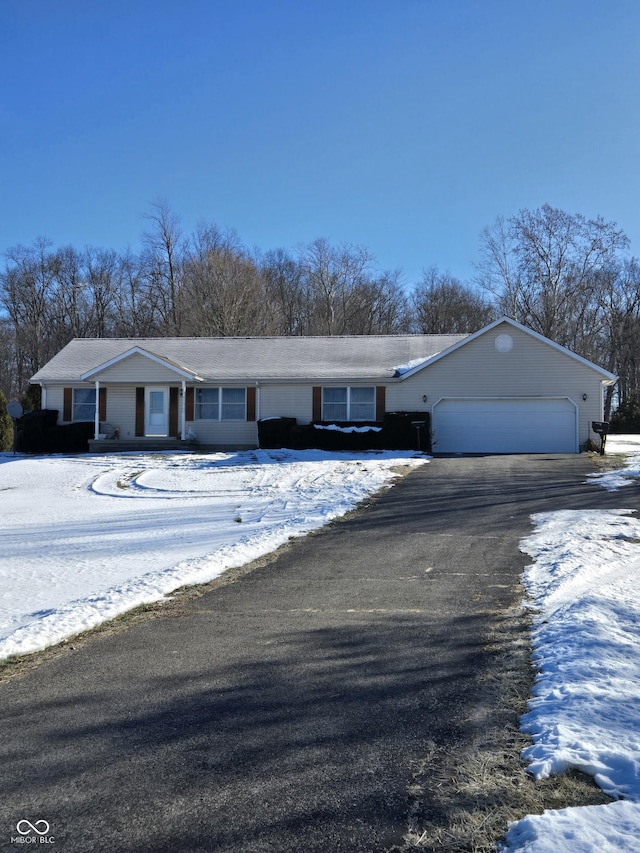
610;394;640;433
0;391;13;452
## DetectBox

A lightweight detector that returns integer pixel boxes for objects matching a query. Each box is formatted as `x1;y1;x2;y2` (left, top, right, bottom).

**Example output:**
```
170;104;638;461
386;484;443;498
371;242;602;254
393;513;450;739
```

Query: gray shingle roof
30;335;468;383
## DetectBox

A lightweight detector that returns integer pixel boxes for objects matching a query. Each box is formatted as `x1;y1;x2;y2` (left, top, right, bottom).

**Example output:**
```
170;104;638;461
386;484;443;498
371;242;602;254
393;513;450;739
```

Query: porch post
181;380;186;440
94;380;100;440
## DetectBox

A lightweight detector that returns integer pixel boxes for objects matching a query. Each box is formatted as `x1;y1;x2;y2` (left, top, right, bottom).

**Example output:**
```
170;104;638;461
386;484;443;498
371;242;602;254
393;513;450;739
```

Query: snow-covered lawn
502;435;640;852
0;448;427;660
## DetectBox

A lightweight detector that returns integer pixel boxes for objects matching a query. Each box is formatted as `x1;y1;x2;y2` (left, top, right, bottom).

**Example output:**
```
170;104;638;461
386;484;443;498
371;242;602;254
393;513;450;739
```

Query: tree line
1;201;639;419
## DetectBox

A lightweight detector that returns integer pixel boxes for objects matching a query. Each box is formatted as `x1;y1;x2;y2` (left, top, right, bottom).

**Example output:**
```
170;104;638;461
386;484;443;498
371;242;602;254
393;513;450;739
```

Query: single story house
29;317;617;454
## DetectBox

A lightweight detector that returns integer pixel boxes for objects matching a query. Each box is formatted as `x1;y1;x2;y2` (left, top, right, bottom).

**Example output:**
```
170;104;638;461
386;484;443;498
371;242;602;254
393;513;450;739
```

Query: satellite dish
7;401;23;419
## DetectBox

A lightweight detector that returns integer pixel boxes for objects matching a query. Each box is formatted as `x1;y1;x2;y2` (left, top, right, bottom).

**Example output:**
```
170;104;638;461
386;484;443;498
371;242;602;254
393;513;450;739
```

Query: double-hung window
195;388;219;420
322;387;375;421
73;388;96;421
195;387;246;421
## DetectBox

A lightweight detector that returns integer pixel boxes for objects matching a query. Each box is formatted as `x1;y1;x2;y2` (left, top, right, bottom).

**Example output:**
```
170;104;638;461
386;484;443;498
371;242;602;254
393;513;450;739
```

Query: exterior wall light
582;394;588;401
422;394;428;403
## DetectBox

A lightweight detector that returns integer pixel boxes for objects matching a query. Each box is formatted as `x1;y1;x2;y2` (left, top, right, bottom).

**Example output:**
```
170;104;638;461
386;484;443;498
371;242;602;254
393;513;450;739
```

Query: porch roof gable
80;346;204;382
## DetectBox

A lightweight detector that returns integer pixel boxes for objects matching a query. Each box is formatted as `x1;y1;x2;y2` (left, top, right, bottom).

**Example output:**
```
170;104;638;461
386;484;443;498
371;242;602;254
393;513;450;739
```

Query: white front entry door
145;387;169;437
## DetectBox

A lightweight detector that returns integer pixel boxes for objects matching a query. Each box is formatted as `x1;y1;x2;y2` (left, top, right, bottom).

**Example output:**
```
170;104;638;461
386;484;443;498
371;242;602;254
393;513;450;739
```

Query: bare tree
141;199;185;334
181;222;266;336
477;205;629;353
0;317;19;399
85;247;119;337
346;270;412;334
298;238;376;335
51;245;91;343
411;267;495;333
259;248;310;335
112;249;160;336
0;238;60;386
595;259;640;417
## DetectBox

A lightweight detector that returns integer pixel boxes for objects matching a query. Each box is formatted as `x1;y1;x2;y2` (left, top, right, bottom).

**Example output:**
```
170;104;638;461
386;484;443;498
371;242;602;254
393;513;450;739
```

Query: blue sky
1;0;639;287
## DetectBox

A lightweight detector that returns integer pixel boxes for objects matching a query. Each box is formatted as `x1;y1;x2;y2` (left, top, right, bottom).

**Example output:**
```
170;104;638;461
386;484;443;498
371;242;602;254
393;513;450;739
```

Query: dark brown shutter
185;387;194;421
169;387;179;437
63;388;72;421
246;386;256;421
99;387;107;421
375;386;386;422
135;387;145;436
312;386;322;422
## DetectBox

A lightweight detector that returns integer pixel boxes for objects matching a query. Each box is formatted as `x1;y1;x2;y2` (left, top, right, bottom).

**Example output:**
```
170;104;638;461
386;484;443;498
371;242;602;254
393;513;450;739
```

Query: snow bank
502;800;640;853
519;509;640;800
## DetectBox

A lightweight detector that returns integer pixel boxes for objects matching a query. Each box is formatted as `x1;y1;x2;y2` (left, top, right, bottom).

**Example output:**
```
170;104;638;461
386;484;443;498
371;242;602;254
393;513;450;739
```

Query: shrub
610;394;640;434
0;391;13;451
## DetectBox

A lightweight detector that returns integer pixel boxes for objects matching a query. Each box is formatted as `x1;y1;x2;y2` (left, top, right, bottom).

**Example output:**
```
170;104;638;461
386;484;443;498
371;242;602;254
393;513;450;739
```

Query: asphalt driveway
0;454;629;852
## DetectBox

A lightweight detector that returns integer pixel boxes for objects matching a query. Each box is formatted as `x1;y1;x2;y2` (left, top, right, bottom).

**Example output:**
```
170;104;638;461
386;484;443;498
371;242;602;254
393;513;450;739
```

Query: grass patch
400;595;612;852
116;470;142;489
587;450;628;472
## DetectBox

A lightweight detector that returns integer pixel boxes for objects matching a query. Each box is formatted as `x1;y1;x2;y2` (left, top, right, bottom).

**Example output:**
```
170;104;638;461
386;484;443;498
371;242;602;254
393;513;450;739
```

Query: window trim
321;386;376;422
72;387;96;422
194;386;247;421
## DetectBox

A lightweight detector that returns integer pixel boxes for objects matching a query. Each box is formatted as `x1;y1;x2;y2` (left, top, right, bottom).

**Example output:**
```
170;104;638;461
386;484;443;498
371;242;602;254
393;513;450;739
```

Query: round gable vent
495;333;513;353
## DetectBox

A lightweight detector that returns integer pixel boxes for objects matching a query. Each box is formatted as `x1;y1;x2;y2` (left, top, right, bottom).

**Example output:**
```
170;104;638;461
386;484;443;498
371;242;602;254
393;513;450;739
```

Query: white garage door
432;397;578;454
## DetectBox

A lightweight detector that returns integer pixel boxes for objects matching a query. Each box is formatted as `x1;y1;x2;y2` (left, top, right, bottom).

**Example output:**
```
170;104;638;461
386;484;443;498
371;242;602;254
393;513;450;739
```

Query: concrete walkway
0;454;620;852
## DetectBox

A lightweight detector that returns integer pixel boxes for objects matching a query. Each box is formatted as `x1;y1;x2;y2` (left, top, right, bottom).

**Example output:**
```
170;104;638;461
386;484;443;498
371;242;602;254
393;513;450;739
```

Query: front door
145;387;169;437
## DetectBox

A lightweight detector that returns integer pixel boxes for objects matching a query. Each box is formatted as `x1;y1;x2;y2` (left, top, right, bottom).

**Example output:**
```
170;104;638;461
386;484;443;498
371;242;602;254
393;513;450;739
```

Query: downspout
181;380;186;440
39;383;46;410
94;380;100;440
256;382;261;448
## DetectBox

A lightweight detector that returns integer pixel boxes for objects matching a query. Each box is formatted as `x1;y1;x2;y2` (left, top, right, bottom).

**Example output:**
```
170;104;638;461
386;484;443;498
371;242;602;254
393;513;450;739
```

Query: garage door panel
433;398;577;454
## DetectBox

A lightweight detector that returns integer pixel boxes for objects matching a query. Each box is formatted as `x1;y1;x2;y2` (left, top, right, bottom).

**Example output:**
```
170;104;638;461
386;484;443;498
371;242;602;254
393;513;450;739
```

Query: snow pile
313;423;382;433
502;434;640;851
587;434;640;491
503;800;640;853
392;356;432;375
0;449;427;660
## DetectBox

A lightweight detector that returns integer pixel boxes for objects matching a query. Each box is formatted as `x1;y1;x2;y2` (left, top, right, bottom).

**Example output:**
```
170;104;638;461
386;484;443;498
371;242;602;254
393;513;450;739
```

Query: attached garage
432;397;578;454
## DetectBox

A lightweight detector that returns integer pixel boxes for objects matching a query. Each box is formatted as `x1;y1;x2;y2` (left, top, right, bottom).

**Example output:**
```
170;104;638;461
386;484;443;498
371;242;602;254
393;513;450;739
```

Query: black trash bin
258;417;297;449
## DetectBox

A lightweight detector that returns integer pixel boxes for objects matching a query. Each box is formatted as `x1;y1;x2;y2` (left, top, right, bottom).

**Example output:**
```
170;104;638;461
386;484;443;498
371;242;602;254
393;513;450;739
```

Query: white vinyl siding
90;353;183;383
258;384;314;423
322;387;375;421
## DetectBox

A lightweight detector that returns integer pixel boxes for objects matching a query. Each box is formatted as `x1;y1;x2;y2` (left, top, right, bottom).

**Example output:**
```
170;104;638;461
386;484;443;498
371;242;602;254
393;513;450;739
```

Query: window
195;387;246;421
221;387;246;421
73;388;96;421
322;387;375;421
195;388;219;420
350;387;375;421
322;387;348;421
